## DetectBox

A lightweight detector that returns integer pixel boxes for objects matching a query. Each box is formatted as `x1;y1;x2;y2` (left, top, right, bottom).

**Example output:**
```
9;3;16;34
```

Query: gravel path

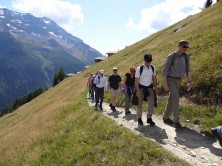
88;99;222;166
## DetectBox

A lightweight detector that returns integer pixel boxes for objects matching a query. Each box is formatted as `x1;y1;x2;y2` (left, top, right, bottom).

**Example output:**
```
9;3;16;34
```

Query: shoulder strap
170;52;176;66
140;64;154;76
139;65;143;76
150;65;154;74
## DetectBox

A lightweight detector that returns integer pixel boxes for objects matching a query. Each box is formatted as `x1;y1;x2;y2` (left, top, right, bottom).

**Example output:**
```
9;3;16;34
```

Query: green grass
17;92;189;166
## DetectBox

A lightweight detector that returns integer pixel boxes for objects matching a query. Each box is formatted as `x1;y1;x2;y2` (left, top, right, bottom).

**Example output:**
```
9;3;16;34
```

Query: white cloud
0;5;6;8
12;0;83;31
126;0;210;33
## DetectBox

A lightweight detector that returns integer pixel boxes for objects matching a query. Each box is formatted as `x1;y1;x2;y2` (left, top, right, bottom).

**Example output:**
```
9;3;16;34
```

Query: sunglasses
182;46;189;48
113;69;117;71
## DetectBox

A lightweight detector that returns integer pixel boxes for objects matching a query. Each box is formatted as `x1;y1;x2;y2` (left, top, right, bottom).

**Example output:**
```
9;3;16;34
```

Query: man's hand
187;82;192;91
136;90;141;98
163;82;169;92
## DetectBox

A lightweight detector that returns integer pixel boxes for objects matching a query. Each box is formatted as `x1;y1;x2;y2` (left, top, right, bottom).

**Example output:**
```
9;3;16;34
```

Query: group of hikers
86;40;222;146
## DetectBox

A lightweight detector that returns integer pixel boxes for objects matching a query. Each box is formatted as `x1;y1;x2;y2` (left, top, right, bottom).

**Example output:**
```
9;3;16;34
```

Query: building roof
106;50;117;54
94;56;107;60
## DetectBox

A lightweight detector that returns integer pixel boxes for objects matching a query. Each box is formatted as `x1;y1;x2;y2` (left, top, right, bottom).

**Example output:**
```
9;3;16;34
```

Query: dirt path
88;99;222;166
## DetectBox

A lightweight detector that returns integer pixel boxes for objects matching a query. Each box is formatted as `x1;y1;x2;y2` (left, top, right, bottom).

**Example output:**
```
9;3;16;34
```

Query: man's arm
135;77;142;97
152;73;159;95
186;72;192;91
162;76;169;92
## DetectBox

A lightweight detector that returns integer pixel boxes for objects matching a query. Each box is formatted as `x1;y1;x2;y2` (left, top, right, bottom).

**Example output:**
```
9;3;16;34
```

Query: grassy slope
0;2;222;165
0;75;188;165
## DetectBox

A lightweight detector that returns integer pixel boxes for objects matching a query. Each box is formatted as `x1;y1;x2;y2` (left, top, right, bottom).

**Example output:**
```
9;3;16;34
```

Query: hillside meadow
0;74;189;165
0;1;222;165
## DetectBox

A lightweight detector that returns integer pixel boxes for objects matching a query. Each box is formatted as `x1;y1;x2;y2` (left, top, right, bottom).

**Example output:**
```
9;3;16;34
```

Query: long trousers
163;77;181;123
137;88;154;119
95;87;104;106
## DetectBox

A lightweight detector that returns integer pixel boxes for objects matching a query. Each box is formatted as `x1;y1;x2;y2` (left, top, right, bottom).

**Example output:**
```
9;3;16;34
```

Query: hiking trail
88;98;222;166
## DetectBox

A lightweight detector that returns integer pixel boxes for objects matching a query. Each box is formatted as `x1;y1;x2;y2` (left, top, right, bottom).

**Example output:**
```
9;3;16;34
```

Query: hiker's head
144;53;152;63
100;70;104;76
130;66;136;73
178;40;189;53
113;67;118;74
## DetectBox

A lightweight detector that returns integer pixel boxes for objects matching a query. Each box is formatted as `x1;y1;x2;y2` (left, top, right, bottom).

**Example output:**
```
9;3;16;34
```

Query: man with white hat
93;70;107;110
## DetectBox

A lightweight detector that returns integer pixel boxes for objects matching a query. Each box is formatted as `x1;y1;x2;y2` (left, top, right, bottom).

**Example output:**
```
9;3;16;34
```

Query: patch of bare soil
88;99;222;166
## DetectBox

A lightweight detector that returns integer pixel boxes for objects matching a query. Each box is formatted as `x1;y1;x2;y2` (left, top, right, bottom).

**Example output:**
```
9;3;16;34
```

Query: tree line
0;67;67;117
0;87;45;117
53;67;65;86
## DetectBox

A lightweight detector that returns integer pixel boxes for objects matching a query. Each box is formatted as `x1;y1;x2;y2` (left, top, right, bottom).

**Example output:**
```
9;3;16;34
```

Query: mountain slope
0;8;103;109
0;1;221;165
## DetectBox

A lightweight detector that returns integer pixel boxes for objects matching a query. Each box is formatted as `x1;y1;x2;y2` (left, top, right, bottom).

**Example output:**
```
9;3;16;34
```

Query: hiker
91;71;100;101
93;70;107;110
135;53;158;125
211;126;222;147
108;67;122;112
87;73;94;99
162;40;192;128
123;66;136;115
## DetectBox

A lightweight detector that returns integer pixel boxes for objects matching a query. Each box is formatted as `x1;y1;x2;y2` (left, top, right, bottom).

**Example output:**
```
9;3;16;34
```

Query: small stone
189;150;196;157
211;163;218;166
102;157;108;163
180;145;187;150
172;143;177;147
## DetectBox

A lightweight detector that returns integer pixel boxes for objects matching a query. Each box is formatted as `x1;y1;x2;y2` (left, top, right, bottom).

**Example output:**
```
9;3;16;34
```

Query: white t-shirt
135;64;156;86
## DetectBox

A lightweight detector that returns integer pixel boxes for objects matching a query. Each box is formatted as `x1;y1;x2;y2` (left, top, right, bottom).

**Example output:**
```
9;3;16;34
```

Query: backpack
170;52;189;76
90;77;95;86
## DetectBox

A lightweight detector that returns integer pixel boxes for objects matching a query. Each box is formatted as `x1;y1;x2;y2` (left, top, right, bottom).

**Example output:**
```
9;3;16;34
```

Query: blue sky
0;0;213;55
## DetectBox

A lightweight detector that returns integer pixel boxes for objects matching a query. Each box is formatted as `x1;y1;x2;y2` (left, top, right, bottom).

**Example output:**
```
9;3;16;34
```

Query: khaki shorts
110;88;119;97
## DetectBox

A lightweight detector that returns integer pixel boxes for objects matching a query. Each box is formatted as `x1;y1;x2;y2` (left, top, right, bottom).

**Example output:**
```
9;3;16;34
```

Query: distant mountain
0;8;103;109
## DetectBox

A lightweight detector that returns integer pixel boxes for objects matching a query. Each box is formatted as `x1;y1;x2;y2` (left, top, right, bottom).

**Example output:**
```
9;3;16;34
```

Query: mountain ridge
0;8;103;109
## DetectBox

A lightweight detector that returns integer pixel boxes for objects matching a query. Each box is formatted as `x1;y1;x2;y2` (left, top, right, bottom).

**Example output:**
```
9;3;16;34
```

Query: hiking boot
112;106;117;112
125;110;131;115
163;117;174;124
174;122;182;128
147;118;155;126
138;118;143;125
99;106;103;110
211;128;222;147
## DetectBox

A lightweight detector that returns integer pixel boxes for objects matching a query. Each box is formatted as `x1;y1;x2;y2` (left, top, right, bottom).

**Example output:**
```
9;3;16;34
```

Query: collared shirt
162;51;190;78
135;64;156;86
94;75;107;90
